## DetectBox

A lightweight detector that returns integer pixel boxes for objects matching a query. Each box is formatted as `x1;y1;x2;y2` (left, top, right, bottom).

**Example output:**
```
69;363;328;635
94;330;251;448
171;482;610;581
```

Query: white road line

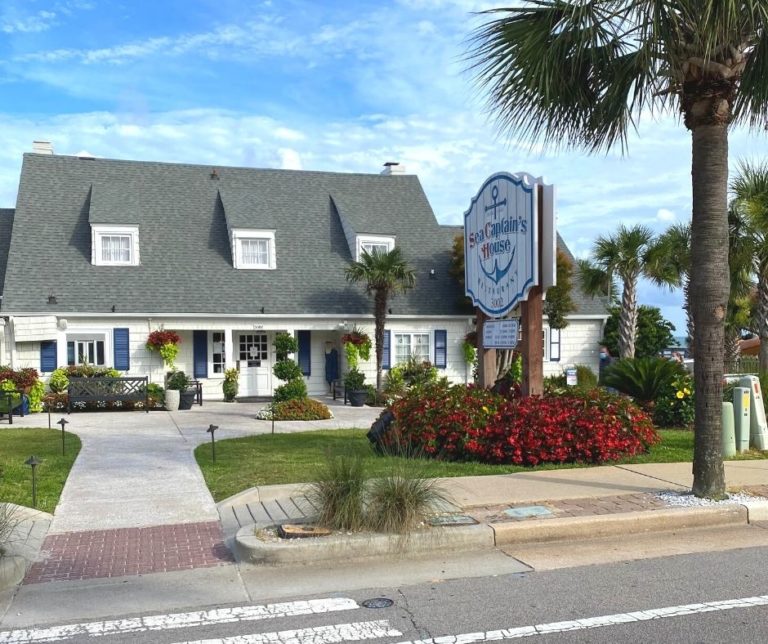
0;598;359;644
395;594;768;643
175;620;402;644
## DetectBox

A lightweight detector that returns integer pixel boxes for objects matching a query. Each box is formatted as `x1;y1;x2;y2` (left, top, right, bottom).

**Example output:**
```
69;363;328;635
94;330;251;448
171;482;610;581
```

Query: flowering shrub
272;398;333;421
384;383;659;466
0;366;39;390
652;374;695;428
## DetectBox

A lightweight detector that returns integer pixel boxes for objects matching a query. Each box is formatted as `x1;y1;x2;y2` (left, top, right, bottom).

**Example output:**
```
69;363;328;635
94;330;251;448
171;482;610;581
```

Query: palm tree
345;248;416;391
467;1;768;498
578;224;659;358
647;223;692;351
730;160;768;372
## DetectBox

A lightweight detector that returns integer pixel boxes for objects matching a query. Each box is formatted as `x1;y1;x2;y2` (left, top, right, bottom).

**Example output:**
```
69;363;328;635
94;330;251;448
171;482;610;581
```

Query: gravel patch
656;491;768;507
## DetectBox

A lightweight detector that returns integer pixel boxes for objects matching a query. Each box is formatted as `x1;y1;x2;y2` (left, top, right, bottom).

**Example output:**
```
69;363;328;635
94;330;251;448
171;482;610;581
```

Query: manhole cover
503;505;553;519
362;598;394;609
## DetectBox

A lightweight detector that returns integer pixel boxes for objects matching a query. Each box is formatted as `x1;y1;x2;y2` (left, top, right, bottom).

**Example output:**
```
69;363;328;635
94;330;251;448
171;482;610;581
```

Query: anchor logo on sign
479;184;516;285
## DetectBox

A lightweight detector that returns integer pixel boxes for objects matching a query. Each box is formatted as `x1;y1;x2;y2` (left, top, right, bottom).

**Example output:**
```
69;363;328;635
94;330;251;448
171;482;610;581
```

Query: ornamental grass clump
0;502;20;558
306;454;367;531
366;468;450;535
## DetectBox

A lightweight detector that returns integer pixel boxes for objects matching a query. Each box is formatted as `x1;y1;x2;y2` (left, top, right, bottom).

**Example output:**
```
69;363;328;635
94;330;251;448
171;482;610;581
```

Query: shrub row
385;383;658;466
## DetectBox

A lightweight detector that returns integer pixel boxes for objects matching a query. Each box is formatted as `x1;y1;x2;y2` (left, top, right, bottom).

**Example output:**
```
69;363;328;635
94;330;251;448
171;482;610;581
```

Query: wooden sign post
476;311;497;389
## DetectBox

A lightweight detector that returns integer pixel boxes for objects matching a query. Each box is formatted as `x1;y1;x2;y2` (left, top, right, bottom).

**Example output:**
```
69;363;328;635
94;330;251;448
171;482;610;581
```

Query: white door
237;333;272;396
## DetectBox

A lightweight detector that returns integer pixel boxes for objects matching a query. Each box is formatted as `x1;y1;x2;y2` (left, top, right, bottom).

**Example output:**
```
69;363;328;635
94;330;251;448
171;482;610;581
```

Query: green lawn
0;428;81;513
195;427;765;502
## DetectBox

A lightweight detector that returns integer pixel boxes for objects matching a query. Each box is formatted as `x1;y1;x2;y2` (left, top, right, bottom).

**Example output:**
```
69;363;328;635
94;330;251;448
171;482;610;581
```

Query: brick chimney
380;161;405;176
32;141;54;155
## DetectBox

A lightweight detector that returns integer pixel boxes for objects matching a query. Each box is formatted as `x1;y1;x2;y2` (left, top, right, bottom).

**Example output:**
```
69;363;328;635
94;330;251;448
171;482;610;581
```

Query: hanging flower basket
146;330;181;369
341;328;371;369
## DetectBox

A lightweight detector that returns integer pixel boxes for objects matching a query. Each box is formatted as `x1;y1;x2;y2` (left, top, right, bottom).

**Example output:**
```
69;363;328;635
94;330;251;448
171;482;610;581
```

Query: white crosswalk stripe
393;594;768;643
0;598;360;643
174;620;402;644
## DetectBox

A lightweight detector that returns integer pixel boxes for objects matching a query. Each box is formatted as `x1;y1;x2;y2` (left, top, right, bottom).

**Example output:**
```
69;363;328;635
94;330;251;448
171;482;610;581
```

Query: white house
0;146;608;398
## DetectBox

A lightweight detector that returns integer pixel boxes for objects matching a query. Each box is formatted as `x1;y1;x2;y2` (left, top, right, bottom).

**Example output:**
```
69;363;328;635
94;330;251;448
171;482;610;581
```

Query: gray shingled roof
0;208;14;296
2;154;459;316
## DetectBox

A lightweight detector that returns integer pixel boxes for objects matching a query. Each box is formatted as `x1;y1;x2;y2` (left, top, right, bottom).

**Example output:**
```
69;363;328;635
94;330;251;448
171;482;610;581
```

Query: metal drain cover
362;597;394;609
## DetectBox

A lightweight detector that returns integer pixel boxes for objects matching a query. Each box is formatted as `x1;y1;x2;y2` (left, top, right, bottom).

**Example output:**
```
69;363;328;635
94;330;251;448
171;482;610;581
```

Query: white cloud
278;148;303;170
657;208;676;222
2;10;57;34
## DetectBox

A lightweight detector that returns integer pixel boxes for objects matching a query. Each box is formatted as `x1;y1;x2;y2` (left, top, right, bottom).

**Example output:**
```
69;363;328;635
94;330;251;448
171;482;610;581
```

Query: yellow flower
482;406;489;413
684;388;691;395
676;391;684;399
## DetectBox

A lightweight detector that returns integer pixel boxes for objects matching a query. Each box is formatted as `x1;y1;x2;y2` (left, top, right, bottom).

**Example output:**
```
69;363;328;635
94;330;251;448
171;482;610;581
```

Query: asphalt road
3;538;768;644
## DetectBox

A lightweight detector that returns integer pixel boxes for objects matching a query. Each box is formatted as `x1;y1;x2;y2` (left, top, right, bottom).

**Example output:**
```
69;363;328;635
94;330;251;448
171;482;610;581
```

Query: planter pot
165;389;180;412
179;389;196;410
348;389;368;407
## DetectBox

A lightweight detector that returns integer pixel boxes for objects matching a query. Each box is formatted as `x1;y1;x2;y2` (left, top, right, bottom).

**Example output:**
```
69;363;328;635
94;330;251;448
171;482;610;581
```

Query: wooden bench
331;379;348;405
67;377;149;413
0;390;24;424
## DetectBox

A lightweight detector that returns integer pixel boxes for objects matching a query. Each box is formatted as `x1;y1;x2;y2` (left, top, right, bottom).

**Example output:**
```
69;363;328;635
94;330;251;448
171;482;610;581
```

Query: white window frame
91;225;140;266
549;327;561;362
231;228;276;270
209;331;226;377
393;331;431;365
66;332;109;367
356;235;394;261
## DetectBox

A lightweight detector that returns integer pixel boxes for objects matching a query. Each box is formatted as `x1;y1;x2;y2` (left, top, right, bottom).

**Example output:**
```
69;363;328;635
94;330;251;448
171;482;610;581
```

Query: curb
491;505;749;545
234;505;753;566
0;556;26;592
235;523;495;565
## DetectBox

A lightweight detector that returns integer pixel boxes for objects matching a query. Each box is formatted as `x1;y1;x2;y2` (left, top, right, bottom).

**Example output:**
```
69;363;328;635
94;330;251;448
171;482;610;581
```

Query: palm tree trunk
723;328;741;373
374;289;388;392
618;277;638;358
758;276;768;374
690;124;729;499
684;275;694;357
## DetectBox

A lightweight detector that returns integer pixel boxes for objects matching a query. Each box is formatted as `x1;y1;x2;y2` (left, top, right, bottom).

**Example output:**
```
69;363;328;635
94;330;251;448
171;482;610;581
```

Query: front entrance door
237;333;272;396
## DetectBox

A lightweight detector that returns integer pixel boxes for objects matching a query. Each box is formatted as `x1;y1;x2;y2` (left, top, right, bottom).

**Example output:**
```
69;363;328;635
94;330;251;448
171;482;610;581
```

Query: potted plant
344;368;368;407
146;329;181;370
341;327;371;370
164;370;190;411
223;368;239;402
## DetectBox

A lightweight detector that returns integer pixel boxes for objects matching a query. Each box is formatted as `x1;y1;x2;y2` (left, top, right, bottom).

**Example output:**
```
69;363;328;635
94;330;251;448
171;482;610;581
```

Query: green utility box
722;402;736;458
733;386;751;452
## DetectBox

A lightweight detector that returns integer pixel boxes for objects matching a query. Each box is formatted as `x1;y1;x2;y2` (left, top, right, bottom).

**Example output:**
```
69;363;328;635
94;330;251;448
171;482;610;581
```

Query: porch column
224;329;235;371
56;329;68;368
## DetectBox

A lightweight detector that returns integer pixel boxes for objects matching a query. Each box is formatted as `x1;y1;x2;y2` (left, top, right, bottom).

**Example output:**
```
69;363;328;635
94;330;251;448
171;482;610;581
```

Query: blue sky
1;0;766;335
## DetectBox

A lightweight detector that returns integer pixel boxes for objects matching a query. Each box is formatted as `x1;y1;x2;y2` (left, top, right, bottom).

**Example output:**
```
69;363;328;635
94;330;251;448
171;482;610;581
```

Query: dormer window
357;235;394;261
232;228;276;270
91;225;139;266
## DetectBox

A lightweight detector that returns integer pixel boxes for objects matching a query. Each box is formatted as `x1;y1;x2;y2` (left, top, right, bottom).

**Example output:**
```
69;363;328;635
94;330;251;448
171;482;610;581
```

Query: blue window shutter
434;330;447;369
297;330;311;376
193;331;208;379
113;329;130;371
40;341;57;373
382;330;391;369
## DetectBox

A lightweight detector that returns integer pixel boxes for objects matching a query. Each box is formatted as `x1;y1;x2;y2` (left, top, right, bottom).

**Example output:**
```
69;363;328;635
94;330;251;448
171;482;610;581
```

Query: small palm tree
647;223;692;351
731;160;768;372
345;248;416;392
467;1;768;498
578;224;661;358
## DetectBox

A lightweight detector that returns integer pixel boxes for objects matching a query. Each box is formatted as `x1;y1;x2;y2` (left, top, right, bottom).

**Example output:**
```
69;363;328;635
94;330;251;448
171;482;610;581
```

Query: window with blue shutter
434;330;447;369
297;330;311;376
382;330;391;369
113;328;130;371
40;341;57;373
193;331;208;379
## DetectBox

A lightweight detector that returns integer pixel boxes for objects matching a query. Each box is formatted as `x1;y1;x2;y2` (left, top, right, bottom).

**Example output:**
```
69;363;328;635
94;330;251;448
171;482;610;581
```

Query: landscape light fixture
57;418;69;455
25;455;41;508
207;424;218;463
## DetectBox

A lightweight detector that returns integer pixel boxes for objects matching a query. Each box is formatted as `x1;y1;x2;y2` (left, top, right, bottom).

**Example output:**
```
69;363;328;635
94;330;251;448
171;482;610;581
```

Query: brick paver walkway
24;521;234;584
